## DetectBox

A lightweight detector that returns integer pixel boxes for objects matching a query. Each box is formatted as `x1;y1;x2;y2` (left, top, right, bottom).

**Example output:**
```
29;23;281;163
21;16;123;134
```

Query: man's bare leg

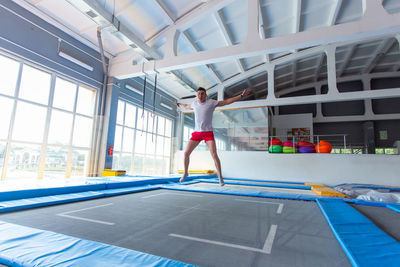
206;140;224;186
180;140;200;183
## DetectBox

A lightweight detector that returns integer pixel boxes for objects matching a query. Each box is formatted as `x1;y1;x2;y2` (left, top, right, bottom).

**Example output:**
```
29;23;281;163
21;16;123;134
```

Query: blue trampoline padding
161;184;323;201
220;177;305;185
197;179;311;190
0;221;193;267
0;184;107;201
0;191;106;213
317;199;400;267
387;204;400;213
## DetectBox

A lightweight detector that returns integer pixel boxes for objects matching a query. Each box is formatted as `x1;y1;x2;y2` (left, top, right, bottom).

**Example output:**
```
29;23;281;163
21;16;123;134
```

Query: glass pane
136;108;147;131
71;149;90;177
156;136;164;156
7;143;41;180
163;157;170;175
72;115;93;147
125;103;136;128
44;146;68;179
12;101;47;143
112;153;120;170
119;153;132;174
53;77;76;111
157;116;165;135
0;96;14;139
19;64;51;105
122;128;134;152
114;125;122;151
154;157;163;175
134;130;146;154
76;86;96;116
132;154;144;175
146;133;156;155
0;55;20;96
143;156;154;175
165;119;172;137
148;113;155;133
48;110;73;145
164;137;171;157
0;142;5;175
117;100;124;125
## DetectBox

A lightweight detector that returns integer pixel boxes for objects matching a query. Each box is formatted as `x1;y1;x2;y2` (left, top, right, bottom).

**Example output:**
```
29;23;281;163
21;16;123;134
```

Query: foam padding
311;186;347;197
161;183;322;201
0;221;193;267
317;199;400;267
387;204;400;213
197;179;312;190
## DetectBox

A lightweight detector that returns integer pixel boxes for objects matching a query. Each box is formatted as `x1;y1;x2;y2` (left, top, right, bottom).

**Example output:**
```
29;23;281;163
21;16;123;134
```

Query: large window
112;100;173;175
0;53;97;181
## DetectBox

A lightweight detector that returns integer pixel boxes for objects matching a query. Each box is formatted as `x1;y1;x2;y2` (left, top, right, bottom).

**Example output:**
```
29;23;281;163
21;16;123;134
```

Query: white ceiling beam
337;44;356;77
110;0;397;78
327;0;343;26
363;38;396;74
181;31;223;83
214;11;245;72
314;0;342;81
146;0;236;46
153;0;175;24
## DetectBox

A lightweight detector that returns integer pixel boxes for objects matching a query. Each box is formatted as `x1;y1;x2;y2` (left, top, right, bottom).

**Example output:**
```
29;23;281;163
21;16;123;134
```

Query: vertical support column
362;77;374;117
326;45;339;95
363;121;375;154
217;85;225;101
163;28;180;61
315;84;323;120
267;64;276;102
102;78;120;171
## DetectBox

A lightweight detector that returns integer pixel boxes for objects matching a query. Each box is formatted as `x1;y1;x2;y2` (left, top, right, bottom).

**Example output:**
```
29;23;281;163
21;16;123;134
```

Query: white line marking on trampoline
57;203;114;225
169;225;278;254
141;192;203;199
263;224;277;253
234;199;284;214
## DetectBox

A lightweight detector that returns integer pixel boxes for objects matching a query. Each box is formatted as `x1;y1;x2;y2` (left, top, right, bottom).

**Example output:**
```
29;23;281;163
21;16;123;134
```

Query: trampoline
0;175;399;266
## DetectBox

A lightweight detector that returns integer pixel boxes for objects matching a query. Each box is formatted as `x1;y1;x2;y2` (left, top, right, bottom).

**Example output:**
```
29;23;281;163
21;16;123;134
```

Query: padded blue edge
222;177;305;184
0;184;107;201
161;184;320;201
316;199;400;267
0;221;194;267
197;179;311;190
387;204;400;213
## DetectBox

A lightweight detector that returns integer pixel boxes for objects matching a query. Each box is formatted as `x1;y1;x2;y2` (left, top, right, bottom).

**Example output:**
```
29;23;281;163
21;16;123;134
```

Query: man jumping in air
175;87;251;186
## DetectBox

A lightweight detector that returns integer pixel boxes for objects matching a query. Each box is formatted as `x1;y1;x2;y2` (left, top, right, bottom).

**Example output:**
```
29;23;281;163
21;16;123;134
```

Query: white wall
174;151;400;186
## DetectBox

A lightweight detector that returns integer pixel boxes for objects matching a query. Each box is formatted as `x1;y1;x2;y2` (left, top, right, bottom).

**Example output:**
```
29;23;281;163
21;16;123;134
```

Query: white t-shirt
191;99;218;132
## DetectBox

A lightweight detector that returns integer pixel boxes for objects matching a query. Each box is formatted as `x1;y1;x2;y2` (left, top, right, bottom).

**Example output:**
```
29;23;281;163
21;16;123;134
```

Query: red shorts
190;131;215;142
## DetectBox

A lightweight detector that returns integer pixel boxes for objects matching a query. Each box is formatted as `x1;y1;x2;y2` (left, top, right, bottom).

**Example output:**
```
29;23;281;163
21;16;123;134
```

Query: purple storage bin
298;146;315;153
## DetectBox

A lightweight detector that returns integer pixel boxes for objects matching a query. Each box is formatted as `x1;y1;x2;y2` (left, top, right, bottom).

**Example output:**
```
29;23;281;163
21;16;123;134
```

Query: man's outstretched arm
174;101;192;110
217;89;252;107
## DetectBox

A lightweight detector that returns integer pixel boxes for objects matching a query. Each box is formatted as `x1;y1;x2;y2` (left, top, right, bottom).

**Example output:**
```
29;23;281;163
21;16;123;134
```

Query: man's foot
180;173;188;183
219;179;225;187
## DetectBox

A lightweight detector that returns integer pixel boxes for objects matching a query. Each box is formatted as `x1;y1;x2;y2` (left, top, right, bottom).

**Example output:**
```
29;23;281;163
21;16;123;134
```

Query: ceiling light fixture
58;51;94;71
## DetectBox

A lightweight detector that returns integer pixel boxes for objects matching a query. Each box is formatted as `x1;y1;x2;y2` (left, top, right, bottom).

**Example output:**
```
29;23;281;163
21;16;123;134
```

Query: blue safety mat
0;221;194;267
161;184;321;201
197;179;311;190
222;177;305;184
317;199;400;267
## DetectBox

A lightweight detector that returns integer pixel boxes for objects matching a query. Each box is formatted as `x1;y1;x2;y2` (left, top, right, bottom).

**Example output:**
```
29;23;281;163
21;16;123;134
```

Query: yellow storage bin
102;169;126;176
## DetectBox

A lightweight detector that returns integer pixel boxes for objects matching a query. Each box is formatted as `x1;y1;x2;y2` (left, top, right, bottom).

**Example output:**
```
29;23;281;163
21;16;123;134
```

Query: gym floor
0;189;351;266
